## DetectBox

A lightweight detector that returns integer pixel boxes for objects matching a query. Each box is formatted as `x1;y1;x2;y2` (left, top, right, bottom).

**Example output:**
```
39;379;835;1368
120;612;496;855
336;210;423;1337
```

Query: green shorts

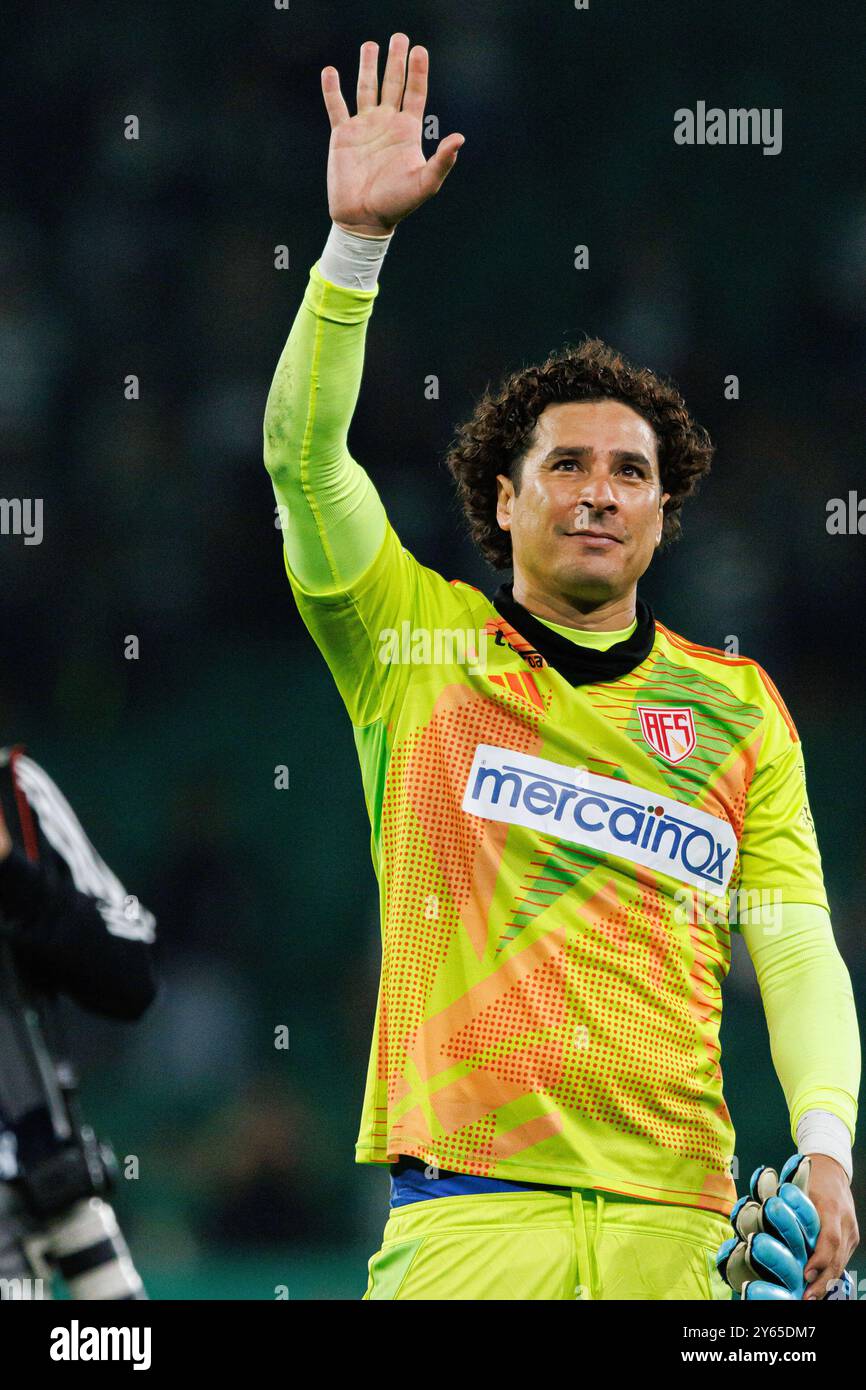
363;1188;734;1301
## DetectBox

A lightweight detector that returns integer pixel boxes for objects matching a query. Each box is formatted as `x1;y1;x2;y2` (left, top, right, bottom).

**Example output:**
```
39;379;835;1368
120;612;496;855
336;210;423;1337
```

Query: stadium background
1;0;864;1298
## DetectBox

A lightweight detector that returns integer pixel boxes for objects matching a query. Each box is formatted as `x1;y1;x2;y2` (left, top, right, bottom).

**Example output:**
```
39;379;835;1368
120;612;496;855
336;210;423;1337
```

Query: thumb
420;133;465;197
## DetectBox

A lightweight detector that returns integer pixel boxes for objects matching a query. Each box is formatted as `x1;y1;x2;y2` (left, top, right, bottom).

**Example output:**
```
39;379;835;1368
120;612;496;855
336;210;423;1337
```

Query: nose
576;469;618;516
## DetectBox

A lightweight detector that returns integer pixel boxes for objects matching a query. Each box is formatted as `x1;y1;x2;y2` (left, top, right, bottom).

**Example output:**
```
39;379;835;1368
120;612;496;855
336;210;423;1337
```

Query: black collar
491;583;656;687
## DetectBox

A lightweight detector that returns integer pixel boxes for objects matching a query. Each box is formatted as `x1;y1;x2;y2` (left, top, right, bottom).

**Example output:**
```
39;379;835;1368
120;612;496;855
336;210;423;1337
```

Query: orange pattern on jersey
657;622;799;742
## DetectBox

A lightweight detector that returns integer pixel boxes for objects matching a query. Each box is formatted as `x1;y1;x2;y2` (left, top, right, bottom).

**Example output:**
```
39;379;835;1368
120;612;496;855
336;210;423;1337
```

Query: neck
511;577;638;632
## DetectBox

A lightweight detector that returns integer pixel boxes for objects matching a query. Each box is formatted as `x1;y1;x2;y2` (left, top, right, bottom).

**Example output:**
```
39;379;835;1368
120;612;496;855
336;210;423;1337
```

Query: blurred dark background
0;0;863;1298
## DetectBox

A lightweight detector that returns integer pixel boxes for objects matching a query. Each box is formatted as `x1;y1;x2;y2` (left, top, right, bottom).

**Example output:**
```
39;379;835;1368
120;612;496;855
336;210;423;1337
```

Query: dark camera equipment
0;939;147;1300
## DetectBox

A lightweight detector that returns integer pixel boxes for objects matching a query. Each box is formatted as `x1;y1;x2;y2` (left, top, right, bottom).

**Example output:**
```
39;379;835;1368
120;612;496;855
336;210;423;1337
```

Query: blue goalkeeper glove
716;1153;854;1300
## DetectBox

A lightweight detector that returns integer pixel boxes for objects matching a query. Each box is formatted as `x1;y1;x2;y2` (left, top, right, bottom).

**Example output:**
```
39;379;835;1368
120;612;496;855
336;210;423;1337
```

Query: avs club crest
638;706;696;765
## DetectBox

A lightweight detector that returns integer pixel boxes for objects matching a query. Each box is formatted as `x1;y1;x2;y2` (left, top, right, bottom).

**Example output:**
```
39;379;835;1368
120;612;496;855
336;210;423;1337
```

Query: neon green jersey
283;518;828;1215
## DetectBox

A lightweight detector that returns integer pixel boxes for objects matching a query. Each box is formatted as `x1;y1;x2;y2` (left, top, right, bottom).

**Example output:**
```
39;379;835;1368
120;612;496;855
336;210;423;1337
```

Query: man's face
496;399;671;606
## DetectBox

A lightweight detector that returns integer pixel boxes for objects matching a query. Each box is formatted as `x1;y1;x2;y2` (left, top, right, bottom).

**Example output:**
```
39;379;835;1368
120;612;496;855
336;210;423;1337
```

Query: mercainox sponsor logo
462;745;737;894
674;102;782;156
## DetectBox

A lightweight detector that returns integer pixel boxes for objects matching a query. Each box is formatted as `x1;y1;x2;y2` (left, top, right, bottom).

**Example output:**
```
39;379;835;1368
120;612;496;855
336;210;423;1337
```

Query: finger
802;1253;828;1299
804;1260;843;1300
380;31;410;109
804;1230;843;1300
356;39;379;114
401;44;429;120
321;67;350;129
804;1219;840;1282
419;133;465;197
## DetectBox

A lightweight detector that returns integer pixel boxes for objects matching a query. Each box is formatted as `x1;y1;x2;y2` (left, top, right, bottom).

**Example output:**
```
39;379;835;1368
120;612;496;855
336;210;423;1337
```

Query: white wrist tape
318;221;393;291
796;1110;853;1182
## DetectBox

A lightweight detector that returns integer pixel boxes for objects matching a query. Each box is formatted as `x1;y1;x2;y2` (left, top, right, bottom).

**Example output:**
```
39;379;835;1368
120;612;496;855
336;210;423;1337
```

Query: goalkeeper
263;33;860;1300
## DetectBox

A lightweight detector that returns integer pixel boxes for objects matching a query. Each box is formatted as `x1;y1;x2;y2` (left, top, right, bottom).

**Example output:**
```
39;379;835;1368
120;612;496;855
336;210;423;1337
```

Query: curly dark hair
445;337;714;571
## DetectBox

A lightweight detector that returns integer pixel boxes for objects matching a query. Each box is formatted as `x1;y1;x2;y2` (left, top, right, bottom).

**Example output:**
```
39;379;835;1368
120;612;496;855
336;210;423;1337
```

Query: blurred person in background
0;745;157;1023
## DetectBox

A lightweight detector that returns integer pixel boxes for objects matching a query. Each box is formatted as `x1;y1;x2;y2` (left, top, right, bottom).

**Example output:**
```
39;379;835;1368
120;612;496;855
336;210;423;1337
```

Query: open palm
322;34;465;237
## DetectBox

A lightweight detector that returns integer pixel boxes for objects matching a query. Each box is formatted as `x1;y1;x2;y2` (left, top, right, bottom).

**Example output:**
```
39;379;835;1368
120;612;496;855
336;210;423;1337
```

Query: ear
656;491;671;547
496;474;514;532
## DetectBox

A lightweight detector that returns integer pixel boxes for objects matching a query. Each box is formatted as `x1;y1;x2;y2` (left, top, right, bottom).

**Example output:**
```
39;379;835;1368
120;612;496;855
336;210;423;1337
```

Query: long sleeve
741;902;860;1164
0;755;157;1021
263;260;390;595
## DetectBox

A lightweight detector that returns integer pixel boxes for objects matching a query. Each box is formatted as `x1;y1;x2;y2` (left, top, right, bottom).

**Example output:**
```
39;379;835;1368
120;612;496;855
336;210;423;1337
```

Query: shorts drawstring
572;1189;605;1299
590;1191;605;1297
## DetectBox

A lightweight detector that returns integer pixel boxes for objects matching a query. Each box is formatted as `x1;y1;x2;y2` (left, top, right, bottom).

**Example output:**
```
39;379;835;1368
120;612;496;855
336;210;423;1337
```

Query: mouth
564;530;623;546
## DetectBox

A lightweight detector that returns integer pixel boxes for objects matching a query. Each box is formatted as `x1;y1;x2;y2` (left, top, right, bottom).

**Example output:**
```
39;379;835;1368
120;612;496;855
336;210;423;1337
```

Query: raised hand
321;33;465;237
